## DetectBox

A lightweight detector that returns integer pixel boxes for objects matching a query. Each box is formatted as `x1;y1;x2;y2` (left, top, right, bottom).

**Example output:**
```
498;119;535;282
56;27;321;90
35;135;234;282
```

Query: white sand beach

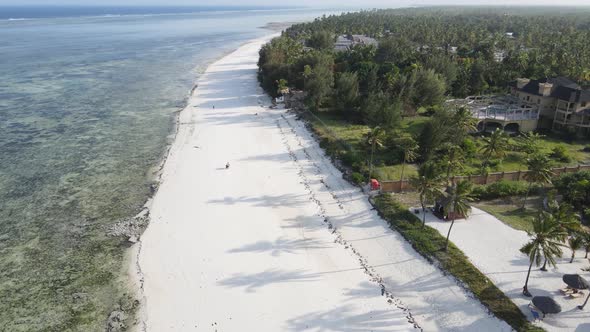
136;36;511;331
421;207;590;331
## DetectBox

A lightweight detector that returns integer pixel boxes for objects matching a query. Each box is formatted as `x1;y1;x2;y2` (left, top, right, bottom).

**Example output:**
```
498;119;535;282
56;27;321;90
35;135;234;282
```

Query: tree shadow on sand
207;193;306;208
284;304;412;332
227;237;329;256
281;215;326;232
217;269;320;293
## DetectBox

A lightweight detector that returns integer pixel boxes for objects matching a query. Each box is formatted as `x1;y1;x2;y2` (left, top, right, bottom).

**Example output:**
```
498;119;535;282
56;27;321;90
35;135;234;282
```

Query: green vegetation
520;212;568;297
554;170;590;215
522;153;554;208
302;109;588;182
472;180;542;201
442;181;475;250
409;162;443;227
373;195;542;332
259;7;590;183
475;197;541;232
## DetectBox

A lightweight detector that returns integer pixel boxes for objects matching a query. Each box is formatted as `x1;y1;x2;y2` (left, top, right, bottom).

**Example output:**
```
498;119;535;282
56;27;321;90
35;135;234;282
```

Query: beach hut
532;296;561;317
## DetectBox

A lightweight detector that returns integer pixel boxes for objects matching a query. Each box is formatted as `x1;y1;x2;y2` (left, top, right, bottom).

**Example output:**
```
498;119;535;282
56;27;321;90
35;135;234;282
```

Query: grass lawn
309;112;369;143
468;136;590;174
400;115;430;136
474;196;544;232
307;110;590;181
375;164;418;181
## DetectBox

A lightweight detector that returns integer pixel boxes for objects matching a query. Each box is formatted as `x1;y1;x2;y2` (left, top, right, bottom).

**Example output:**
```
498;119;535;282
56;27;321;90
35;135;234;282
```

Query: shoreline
127;34;278;331
132;33;509;331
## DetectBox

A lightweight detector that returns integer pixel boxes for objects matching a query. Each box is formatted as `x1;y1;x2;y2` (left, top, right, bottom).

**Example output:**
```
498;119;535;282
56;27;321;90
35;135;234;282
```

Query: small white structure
494;51;506;63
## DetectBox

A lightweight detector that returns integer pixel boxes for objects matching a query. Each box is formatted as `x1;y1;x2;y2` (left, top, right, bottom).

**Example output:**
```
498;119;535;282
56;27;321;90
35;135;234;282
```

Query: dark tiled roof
548;76;580;89
513;77;590;103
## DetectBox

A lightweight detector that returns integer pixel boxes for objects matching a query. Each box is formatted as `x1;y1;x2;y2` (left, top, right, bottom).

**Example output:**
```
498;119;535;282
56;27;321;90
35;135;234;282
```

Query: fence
380;164;590;193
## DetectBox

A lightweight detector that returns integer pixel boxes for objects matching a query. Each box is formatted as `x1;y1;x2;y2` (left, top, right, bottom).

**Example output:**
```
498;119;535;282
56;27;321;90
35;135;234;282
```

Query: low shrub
461;138;477;158
350;172;365;185
472;180;542;200
554;171;590;210
340;150;362;167
549;145;572;163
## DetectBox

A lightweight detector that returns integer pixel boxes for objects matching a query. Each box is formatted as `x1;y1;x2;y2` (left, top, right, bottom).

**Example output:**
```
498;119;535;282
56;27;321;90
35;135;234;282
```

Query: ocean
0;6;340;330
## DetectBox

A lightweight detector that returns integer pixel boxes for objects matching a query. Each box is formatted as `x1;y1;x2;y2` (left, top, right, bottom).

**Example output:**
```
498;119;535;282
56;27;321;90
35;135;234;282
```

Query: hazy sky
2;0;590;7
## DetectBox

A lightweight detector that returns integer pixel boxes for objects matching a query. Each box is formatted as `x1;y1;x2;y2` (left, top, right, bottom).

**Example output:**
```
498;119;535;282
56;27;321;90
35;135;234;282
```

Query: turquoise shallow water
0;8;337;329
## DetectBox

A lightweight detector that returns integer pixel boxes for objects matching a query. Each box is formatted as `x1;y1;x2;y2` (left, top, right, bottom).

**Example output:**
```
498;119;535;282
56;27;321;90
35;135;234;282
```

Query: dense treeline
259;7;590;114
258;7;590;176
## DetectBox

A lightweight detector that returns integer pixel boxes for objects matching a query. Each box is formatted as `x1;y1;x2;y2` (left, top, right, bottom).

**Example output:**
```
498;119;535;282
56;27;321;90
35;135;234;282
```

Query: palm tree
453;106;478;136
396;136;419;184
522;153;553;209
439;143;464;185
409;162;443;228
520;212;567;297
516;132;544;170
540;202;580;271
365;126;385;182
479;128;510;169
518;132;544;155
568;236;583;263
443;180;474;251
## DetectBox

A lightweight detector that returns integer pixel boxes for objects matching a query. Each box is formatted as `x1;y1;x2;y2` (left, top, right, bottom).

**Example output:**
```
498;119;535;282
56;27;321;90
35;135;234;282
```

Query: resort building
334;35;353;51
351;35;378;47
449;95;539;133
510;77;590;133
452;77;590;135
334;34;378;52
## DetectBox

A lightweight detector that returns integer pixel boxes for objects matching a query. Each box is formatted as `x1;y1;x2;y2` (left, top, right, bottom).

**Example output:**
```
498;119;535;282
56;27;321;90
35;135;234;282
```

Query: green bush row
472;180;543;200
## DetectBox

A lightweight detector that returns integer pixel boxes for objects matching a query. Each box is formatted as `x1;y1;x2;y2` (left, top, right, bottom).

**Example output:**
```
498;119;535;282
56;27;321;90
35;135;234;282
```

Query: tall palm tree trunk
522;181;533;209
369;141;375;183
446;162;452;186
400;156;406;184
483;152;491;170
420;195;426;228
445;217;456;251
570;250;576;263
523;258;534;297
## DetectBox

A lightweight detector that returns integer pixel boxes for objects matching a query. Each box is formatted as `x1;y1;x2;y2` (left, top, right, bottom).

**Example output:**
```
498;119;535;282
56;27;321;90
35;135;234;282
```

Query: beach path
138;36;511;331
422;207;590;331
